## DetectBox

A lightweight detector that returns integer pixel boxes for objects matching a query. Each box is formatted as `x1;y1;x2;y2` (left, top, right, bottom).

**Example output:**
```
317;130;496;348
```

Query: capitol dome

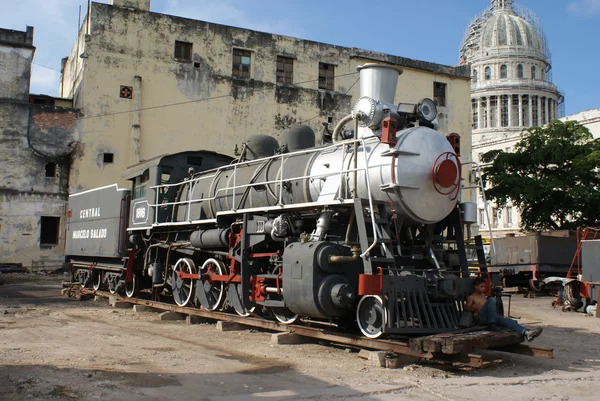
461;0;550;64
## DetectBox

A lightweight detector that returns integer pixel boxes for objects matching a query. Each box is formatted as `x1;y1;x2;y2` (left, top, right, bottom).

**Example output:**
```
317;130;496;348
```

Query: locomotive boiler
67;64;474;338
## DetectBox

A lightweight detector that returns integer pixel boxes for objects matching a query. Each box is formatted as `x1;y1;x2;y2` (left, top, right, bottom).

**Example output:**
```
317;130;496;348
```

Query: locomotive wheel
107;274;119;294
172;258;197;307
92;269;102;291
228;283;255;317
271;307;298;325
197;258;226;311
356;295;387;339
125;274;138;298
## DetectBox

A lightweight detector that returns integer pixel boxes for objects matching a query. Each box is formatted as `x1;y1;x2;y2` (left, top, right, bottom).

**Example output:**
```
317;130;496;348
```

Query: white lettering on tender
72;228;107;239
79;207;101;219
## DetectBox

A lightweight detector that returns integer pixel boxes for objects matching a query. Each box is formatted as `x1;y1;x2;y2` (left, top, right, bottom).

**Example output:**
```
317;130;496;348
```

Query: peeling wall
0;27;78;270
61;3;471;202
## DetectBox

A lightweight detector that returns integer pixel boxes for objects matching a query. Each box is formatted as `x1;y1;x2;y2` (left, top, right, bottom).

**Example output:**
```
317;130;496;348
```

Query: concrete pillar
130;75;142;165
529;95;533;127
487;97;491;128
497;95;502;127
518;95;523;127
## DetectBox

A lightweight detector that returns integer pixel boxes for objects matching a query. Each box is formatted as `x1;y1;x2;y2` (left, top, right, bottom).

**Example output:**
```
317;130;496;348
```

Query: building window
531;66;536;79
517;64;524;78
433;82;447;107
276;56;294;84
490;96;498;127
500;64;508;78
45;162;56;178
484;66;491;80
506;207;513;225
481;97;488;128
522;95;530;126
174;41;192;61
232;48;251;79
532;95;539;126
479;209;486;226
501;94;509;127
492;208;499;228
541;97;547;124
472;69;478;83
40;216;60;246
511;95;520;126
318;62;335;91
103;153;114;164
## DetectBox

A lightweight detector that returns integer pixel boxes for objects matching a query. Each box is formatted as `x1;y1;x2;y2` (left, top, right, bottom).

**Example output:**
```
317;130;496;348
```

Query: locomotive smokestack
357;63;402;104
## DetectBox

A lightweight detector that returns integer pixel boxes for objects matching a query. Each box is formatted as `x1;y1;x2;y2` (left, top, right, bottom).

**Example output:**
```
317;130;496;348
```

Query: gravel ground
1;273;599;401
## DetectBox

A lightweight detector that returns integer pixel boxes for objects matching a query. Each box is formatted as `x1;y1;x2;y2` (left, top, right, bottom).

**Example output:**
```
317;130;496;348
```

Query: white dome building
460;0;564;236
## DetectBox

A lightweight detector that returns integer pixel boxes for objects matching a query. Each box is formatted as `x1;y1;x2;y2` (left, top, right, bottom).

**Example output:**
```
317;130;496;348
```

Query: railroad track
67;285;553;368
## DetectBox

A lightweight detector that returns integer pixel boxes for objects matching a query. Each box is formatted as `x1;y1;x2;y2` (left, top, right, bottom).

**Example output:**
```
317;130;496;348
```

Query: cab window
132;169;150;199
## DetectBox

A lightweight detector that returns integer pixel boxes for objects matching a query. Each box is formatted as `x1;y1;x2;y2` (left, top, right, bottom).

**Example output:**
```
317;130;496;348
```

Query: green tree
481;120;600;231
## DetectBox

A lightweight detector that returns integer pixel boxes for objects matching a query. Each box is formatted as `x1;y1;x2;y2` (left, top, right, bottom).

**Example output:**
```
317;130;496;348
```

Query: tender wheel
172;258;196;307
197;258;226;311
356;295;387;339
271;307;298;324
107;274;119;294
92;269;102;291
125;274;138;298
228;283;255;317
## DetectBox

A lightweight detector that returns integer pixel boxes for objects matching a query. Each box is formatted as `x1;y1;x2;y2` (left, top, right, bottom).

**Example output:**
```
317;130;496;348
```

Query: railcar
67;64;478;338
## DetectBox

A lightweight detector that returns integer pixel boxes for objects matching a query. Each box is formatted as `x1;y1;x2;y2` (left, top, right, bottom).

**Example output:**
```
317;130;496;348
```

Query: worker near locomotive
467;278;543;341
65;63;549;363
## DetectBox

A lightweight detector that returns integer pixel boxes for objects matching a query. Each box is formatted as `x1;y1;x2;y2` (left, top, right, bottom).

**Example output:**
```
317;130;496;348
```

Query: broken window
40;216;60;246
45;162;56;178
232;49;251;79
433;82;447;107
103;153;114;164
276;56;294;85
318;63;335;91
174;41;192;61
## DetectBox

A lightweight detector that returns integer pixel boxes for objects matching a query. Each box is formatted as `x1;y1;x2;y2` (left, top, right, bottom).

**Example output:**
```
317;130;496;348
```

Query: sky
0;0;599;116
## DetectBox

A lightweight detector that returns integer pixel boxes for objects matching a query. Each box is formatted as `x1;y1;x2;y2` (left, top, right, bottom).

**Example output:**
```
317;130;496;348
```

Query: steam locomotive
66;64;477;338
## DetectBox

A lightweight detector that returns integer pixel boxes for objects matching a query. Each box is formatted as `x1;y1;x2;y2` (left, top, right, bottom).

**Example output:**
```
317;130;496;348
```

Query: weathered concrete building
0;26;79;270
60;0;473;196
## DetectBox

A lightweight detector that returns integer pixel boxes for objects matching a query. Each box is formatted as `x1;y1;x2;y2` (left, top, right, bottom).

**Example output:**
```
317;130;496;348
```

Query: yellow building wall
61;2;472;203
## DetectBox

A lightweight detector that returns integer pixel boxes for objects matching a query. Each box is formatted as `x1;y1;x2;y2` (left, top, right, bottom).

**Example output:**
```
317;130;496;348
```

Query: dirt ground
0;273;599;401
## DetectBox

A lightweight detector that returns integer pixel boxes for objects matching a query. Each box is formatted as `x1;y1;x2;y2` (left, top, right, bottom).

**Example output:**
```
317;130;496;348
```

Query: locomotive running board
69;287;553;367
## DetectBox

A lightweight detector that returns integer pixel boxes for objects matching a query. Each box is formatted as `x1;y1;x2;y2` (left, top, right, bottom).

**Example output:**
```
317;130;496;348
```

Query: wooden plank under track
75;287;553;362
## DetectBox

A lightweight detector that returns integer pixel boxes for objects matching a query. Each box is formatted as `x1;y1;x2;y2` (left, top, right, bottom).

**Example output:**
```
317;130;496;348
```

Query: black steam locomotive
66;64;475;338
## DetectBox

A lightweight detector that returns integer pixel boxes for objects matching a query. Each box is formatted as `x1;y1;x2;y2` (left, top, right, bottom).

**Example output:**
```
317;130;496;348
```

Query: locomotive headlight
417;98;438;123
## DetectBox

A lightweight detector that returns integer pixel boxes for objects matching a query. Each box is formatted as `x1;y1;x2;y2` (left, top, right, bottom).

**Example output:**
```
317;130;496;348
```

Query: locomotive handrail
147;138;380;257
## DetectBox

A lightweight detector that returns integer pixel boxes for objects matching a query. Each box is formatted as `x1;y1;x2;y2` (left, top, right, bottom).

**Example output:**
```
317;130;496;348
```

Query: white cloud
568;0;600;17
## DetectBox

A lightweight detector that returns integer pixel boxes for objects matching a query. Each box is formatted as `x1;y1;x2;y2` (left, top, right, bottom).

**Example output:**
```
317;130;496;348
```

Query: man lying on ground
466;278;543;342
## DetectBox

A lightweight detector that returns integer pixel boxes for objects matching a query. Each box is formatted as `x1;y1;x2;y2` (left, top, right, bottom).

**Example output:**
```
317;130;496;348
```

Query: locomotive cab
124;151;233;229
